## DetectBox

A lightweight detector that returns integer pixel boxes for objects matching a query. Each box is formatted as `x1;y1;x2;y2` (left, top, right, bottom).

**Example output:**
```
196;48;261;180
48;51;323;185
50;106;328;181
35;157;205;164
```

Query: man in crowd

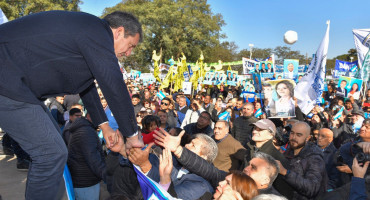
183;111;213;136
278;122;327;200
212;120;246;171
132;94;143;116
161;97;179;128
62;108;83;145
49;96;67;129
0;11;143;198
232;103;258;147
157;110;172;132
231;98;244;119
203;94;214;113
317;128;340;189
154;128;282;196
176;95;188;125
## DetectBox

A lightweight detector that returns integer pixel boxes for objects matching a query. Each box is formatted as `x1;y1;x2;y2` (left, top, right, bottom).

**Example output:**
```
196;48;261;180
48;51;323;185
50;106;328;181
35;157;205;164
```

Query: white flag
294;21;330;115
353;29;370;82
0;8;8;24
353;29;370;68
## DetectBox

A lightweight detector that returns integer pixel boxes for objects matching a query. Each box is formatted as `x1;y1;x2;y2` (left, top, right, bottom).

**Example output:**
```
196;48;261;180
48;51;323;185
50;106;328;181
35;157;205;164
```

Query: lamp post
350;56;354;62
249;44;254;60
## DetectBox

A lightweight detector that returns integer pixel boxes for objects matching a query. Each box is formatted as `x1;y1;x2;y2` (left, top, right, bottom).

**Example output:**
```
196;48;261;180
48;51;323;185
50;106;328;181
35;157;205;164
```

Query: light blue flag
333;106;344;120
361;49;370;82
254;108;263;118
0;8;8;24
218;111;231;122
63;165;75;200
157;91;166;100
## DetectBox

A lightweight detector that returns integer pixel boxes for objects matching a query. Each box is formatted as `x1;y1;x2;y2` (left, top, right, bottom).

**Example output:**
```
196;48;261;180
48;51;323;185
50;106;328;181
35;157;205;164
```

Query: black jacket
67;118;106;188
323;142;340;189
283;142;328;200
231;115;258;147
176;147;281;196
183;123;213;137
0;11;137;137
332;122;356;149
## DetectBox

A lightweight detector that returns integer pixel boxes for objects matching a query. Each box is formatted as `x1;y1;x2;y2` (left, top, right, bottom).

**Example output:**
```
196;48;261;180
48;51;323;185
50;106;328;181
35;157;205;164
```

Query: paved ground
0;132;110;200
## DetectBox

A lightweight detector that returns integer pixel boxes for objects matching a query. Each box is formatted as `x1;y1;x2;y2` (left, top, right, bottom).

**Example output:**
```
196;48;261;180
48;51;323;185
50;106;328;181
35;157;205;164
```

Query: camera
274;124;291;146
355;152;370;164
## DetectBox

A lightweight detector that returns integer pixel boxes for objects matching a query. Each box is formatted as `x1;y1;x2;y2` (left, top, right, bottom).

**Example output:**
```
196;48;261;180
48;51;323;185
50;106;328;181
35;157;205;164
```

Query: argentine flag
218;111;231;122
156;91;166;100
133;165;177;200
254;108;263;118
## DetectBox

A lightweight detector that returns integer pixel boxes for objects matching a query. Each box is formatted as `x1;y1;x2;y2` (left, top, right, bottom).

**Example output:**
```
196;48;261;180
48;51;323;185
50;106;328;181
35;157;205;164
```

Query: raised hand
100;123;118;148
125;134;144;155
128;142;155;173
159;147;173;185
153;128;184;152
352;157;370;178
109;130;126;157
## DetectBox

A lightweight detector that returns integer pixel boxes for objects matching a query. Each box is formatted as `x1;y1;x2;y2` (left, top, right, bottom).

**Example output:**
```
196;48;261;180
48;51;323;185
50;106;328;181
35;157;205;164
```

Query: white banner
242;57;256;74
294;21;330;115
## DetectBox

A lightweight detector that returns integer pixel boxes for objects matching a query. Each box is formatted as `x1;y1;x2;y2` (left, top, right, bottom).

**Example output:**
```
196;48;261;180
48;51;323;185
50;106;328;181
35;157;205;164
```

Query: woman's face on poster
255;102;261;109
276;83;290;98
352;83;358;91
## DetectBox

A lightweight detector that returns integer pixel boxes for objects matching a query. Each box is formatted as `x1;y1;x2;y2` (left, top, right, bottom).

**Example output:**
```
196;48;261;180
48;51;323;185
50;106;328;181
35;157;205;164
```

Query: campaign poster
264;79;296;118
283;59;299;80
242;80;255;93
130;70;141;81
212;71;225;85
159;63;170;71
242;57;257;74
333;60;358;78
182;82;192;95
226;70;238;86
203;72;214;85
337;76;363;99
275;73;284;80
274;65;284;73
260;61;274;73
254;62;261;73
253;73;262;92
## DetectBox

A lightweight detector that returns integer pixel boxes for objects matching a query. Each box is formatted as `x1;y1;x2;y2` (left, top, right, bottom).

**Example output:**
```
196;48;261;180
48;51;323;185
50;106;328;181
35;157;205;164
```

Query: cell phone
307;113;314;119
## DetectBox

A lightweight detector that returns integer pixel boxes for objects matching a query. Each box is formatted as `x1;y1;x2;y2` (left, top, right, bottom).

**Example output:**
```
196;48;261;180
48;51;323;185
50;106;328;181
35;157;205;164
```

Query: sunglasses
162;102;169;106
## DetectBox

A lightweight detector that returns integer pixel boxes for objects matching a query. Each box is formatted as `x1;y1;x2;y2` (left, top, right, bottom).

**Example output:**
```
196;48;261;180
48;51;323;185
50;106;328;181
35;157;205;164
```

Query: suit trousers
0;95;68;200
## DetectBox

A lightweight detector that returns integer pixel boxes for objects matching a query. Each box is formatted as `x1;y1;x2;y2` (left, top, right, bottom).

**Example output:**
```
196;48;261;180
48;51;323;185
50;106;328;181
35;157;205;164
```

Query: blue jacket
0;11;137;137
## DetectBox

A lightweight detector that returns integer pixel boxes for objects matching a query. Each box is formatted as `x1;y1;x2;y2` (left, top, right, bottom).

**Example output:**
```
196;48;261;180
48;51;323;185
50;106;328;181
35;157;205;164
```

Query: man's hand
100;123;118;148
352;157;370;178
276;160;288;175
128;143;154;173
153;128;184;152
337;164;352;174
109;130;126;157
159;147;173;185
125;134;144;155
217;184;243;200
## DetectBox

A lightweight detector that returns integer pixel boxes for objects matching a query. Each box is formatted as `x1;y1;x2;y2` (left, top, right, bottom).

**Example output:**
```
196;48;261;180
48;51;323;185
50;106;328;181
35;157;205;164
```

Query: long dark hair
275;80;294;99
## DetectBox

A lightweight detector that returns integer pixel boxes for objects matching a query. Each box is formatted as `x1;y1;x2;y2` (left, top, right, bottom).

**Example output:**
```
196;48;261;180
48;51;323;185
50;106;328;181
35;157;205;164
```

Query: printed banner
333;60;358;78
226;70;239;86
283;59;299;80
242;57;257;74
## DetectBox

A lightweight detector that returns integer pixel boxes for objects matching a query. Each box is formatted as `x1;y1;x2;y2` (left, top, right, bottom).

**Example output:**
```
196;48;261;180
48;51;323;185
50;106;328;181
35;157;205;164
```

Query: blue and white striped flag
353;29;370;82
0;8;8;25
133;165;177;200
333;106;344;120
156;91;166;100
218;111;231;122
254;108;263;118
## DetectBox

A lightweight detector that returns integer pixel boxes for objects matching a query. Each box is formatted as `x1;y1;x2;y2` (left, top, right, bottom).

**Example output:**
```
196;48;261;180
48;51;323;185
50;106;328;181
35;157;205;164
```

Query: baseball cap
252;119;277;135
351;109;365;118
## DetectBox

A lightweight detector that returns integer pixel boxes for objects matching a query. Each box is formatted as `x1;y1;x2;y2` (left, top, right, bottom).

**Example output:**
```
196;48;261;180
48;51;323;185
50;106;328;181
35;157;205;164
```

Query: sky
80;0;370;59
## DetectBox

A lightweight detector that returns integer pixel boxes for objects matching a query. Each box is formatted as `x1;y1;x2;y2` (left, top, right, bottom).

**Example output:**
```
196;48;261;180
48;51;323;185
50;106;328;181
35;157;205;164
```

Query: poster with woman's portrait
264;79;296;118
337;76;363;99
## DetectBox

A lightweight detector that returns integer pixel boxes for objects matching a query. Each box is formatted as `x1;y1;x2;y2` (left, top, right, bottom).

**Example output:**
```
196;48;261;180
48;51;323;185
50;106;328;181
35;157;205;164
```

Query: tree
0;0;81;20
102;0;225;71
237;47;273;61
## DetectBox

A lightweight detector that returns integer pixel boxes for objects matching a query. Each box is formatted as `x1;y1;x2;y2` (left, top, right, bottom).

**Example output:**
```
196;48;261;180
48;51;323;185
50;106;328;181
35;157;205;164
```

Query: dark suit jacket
0;11;137;136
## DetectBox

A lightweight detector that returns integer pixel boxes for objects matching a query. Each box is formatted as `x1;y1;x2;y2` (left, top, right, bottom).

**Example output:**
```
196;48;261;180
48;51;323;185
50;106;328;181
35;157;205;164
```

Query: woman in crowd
348;83;360;100
213;171;259;200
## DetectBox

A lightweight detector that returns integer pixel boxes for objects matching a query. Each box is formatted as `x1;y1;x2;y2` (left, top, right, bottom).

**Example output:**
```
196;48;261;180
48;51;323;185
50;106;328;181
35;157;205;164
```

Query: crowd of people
3;75;370;200
0;9;370;200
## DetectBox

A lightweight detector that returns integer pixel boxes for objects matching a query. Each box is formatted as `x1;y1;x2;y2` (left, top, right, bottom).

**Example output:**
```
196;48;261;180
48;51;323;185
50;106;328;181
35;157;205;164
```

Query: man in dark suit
336;80;348;98
0;11;143;199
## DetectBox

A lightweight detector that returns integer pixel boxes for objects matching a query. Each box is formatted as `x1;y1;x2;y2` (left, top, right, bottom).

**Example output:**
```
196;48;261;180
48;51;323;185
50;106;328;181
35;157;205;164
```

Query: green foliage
102;0;225;71
0;0;81;20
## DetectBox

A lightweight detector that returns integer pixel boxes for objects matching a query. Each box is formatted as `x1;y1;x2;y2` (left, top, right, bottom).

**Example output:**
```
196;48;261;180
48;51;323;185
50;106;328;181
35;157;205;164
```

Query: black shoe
17;159;30;171
2;147;14;157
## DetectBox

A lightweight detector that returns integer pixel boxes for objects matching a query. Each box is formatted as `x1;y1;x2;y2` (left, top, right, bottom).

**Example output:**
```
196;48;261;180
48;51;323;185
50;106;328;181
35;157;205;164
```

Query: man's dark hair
69;108;81;116
200;111;211;121
162;97;171;103
341;80;347;84
103;11;143;42
132;94;140;99
237;97;244;102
